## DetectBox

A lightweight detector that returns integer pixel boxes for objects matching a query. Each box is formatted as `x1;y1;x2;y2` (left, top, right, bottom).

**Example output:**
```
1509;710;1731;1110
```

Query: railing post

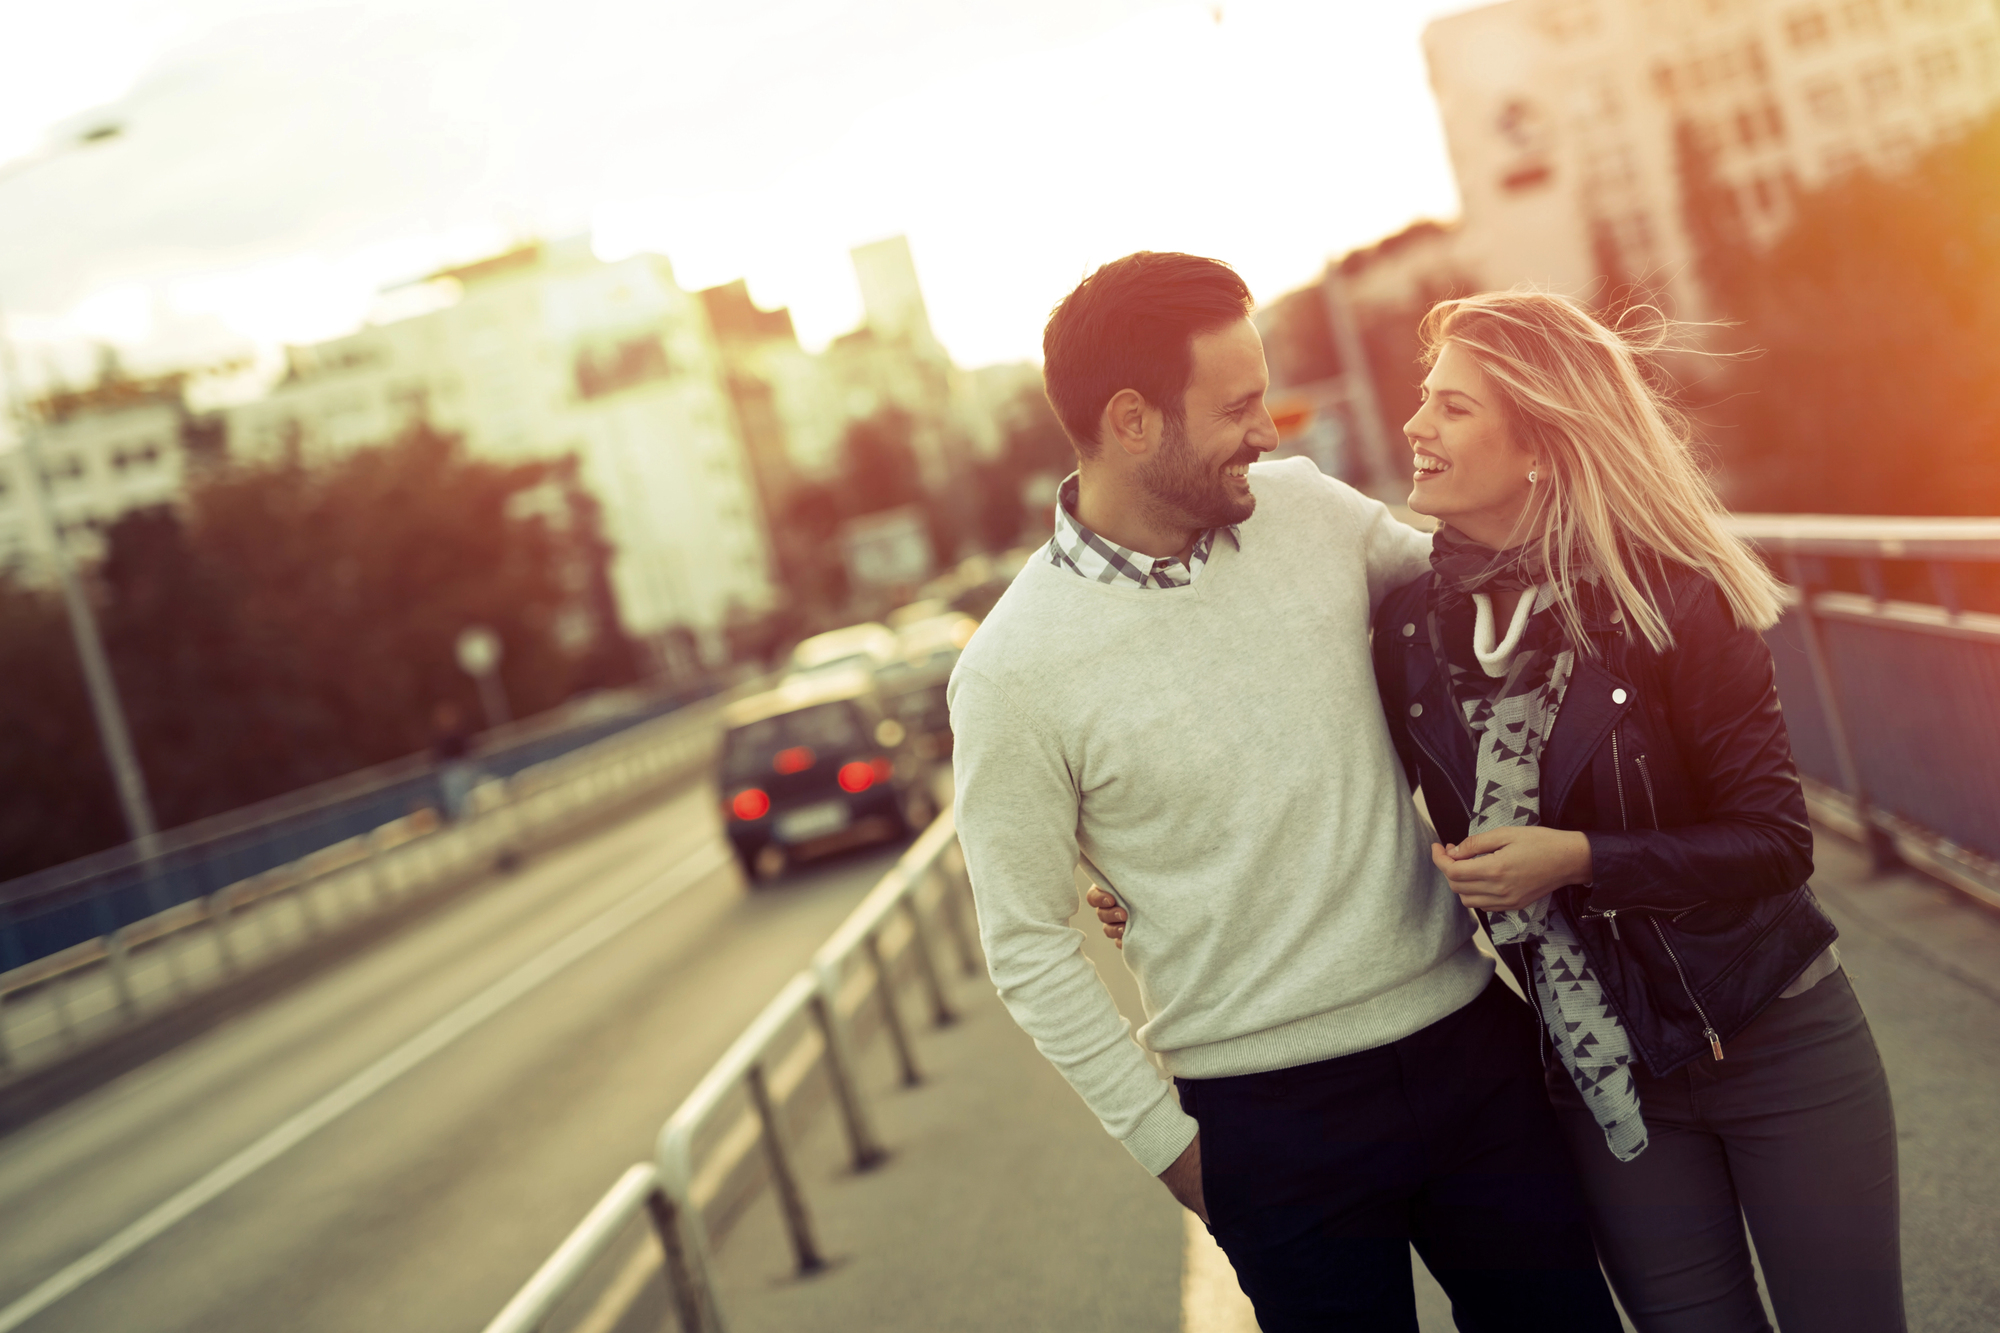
809;974;886;1171
293;873;324;937
654;1133;729;1333
1785;553;1901;872
901;891;955;1028
1930;560;1963;620
744;1062;826;1275
645;1187;720;1333
104;927;139;1021
864;931;921;1087
209;887;239;974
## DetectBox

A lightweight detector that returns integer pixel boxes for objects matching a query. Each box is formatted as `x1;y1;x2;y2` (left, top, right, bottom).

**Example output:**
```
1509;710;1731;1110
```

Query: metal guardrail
0;680;729;974
1729;513;2000;910
480;810;979;1333
0;697;730;1078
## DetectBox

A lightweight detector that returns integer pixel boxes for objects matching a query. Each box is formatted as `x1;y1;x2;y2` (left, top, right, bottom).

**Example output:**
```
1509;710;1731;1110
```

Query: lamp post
456;625;511;730
0;122;160;855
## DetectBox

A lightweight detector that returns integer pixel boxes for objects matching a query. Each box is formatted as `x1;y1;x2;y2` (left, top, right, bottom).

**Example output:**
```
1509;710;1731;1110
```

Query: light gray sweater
948;457;1492;1175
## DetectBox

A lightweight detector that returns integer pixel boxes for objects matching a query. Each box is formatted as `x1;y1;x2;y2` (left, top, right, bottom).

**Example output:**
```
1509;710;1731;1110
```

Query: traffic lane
0;782;720;1313
2;782;907;1332
1806;835;2000;1331
12;818;901;1333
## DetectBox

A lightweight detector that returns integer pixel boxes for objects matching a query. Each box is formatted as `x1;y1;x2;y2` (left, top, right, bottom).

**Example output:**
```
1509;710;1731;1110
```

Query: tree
0;582;124;874
0;424;637;880
1680;112;2000;515
837;408;925;517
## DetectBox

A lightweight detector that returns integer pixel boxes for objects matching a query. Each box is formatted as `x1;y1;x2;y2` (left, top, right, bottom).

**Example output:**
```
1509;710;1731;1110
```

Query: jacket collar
1394;573;1634;819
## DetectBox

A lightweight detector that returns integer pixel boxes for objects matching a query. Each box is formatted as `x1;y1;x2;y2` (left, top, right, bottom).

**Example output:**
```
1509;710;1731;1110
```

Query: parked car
784;623;900;681
876;612;977;762
717;670;936;881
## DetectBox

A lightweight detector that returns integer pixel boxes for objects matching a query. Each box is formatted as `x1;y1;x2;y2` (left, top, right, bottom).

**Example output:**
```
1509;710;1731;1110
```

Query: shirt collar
1045;472;1241;590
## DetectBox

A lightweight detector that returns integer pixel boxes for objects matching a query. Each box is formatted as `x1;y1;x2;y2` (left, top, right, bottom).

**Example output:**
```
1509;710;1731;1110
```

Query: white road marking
0;841;733;1333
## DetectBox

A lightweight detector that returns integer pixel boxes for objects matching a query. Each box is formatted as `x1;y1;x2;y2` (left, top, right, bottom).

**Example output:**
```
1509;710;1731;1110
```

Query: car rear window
722;702;866;781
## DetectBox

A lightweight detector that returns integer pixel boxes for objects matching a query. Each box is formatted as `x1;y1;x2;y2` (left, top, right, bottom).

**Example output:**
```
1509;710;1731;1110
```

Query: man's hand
1431;826;1593;912
1085;883;1126;948
1159;1133;1207;1224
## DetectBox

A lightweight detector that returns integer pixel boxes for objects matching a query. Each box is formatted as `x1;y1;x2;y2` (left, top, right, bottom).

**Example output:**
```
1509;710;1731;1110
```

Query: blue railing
0;681;722;972
1735;514;2000;907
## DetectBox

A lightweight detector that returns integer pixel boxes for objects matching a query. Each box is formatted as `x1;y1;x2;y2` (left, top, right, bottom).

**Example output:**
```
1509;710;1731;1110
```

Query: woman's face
1402;340;1539;549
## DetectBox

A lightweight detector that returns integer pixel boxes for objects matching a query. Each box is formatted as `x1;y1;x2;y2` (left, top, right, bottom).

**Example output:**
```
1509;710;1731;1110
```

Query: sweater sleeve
947;665;1199;1175
1286;458;1432;611
1358;491;1433;614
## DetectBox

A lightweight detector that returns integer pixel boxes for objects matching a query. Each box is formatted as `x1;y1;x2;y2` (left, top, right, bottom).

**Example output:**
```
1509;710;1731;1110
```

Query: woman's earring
1528;469;1538;484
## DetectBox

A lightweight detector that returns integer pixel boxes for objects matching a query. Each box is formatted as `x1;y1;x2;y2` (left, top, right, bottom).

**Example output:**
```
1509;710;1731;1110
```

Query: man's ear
1101;388;1152;458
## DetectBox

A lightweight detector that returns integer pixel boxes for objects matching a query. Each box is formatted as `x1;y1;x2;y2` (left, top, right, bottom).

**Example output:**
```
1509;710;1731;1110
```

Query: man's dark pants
1177;976;1621;1332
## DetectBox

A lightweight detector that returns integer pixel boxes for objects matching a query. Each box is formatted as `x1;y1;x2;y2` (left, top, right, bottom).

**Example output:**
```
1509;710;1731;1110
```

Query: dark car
718;670;936;881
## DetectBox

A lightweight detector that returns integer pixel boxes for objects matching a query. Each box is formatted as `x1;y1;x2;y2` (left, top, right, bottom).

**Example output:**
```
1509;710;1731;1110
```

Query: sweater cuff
1123;1087;1200;1176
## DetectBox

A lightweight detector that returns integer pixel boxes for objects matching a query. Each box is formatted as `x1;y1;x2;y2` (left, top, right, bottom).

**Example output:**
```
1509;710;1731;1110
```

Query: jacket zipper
1649;917;1725;1061
1635;753;1661;829
1609;727;1631;830
1408;726;1475;825
1406;694;1548;1066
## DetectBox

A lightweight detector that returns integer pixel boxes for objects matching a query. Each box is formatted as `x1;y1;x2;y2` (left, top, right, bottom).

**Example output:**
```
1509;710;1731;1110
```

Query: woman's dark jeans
1546;969;1904;1332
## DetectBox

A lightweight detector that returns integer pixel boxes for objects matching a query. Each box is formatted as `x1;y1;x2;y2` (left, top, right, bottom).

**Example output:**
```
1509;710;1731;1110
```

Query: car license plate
777;801;850;843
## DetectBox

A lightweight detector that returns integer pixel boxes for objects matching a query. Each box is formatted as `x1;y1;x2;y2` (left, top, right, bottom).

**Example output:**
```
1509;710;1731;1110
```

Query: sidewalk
594;826;2000;1332
596;894;1458;1333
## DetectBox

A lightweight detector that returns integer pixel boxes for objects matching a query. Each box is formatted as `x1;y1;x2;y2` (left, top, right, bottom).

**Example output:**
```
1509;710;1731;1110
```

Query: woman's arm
1582;579;1815;911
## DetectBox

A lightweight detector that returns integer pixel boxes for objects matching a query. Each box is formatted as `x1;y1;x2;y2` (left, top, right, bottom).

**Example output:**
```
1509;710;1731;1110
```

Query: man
947;252;1618;1330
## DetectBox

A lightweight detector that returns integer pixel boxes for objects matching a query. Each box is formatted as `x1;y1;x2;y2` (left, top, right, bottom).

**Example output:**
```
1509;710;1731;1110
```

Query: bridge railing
1729;514;2000;909
0;678;732;975
0;694;731;1077
479;811;979;1333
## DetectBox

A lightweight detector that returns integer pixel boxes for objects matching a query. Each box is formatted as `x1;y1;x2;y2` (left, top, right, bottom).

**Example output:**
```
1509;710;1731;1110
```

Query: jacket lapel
1544;654;1633;817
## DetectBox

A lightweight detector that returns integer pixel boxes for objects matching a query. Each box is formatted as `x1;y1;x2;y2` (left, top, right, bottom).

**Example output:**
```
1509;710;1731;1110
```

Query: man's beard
1139;414;1258;532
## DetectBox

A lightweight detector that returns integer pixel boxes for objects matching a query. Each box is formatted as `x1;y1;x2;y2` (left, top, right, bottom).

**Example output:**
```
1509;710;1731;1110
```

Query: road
3;769;1996;1333
0;780;906;1333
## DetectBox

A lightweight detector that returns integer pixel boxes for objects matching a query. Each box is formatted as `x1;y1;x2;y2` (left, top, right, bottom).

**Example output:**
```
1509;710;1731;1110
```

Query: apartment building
1425;0;2000;306
226;237;778;653
0;371;210;577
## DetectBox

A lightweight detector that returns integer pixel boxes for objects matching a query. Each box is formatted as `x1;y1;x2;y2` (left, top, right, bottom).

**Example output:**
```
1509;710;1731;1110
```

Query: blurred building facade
225;237;778;660
1255;220;1475;498
1425;0;2000;309
0;366;215;577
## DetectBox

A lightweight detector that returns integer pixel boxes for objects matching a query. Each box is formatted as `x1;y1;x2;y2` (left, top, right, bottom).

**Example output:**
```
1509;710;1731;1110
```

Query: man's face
1140;317;1277;530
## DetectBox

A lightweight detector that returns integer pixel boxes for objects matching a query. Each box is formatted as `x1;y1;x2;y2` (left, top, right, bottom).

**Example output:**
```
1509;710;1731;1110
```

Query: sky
0;0;1477;393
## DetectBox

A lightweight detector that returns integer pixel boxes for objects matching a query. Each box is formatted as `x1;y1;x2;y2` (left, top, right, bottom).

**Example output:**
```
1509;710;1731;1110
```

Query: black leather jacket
1372;562;1836;1078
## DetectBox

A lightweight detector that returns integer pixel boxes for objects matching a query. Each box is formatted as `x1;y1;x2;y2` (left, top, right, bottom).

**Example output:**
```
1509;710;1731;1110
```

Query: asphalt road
4;773;1995;1333
0;779;908;1333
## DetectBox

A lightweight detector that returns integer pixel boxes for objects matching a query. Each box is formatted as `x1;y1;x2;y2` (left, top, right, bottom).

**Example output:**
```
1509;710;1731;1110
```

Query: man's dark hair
1041;252;1254;457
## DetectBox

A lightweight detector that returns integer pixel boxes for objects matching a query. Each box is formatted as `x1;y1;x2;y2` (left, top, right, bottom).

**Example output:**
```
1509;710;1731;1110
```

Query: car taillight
837;761;876;793
773;746;815;775
730;788;771;820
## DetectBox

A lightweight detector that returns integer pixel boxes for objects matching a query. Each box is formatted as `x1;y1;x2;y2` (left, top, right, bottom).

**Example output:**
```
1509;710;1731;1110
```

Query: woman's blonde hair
1419;289;1784;652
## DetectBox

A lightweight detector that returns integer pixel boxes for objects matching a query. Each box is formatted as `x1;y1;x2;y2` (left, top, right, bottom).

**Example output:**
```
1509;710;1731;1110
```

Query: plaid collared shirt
1045;473;1241;589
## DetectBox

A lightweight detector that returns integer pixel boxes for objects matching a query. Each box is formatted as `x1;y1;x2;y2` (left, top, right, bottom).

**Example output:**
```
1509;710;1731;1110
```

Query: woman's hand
1431;826;1593;912
1085;883;1127;948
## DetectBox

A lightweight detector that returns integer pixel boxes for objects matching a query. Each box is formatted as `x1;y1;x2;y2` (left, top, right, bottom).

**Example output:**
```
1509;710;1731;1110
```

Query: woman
1094;291;1903;1331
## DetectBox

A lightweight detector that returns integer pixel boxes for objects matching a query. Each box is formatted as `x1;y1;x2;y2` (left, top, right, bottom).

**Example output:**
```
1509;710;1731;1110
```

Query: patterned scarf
1429;528;1649;1163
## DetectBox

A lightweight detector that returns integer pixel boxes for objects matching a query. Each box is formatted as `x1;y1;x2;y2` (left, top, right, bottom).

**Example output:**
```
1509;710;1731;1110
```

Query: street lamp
0;121;160;855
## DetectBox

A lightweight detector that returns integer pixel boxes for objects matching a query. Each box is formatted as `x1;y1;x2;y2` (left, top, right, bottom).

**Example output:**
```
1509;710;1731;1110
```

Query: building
1424;0;2000;309
226;237;779;659
1256;220;1476;498
0;366;215;578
